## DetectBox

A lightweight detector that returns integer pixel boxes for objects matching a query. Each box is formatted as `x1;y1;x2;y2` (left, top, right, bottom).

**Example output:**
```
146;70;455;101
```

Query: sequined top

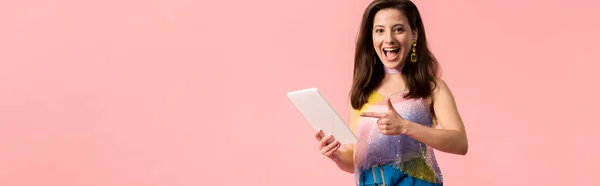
352;90;443;184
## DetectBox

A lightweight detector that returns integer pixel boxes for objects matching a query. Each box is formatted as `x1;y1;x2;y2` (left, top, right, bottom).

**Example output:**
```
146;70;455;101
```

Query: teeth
384;48;399;51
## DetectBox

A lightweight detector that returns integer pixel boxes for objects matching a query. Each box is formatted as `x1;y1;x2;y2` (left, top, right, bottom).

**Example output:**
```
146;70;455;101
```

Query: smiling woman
312;0;469;185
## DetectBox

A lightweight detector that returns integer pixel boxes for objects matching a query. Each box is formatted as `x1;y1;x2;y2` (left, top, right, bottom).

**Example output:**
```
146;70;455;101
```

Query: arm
332;144;355;173
330;100;358;173
404;79;469;155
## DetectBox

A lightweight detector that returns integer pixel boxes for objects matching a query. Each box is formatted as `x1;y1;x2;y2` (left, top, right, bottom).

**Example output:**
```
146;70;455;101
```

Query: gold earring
410;40;417;63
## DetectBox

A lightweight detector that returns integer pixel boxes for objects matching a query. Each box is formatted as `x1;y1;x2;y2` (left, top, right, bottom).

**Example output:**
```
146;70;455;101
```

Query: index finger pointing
359;112;386;118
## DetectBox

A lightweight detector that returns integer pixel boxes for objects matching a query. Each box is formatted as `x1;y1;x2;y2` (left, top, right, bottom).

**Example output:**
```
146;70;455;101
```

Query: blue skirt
358;164;443;186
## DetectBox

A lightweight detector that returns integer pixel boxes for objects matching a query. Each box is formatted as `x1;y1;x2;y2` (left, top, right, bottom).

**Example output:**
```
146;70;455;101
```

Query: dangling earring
410;40;417;63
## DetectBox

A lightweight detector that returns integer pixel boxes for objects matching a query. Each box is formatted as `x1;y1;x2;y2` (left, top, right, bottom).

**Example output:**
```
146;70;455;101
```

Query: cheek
397;38;412;52
404;42;412;52
372;37;383;53
372;37;383;47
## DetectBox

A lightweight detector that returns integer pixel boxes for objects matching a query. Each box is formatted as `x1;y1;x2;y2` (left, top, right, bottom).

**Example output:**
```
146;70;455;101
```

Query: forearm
332;146;355;173
404;121;468;155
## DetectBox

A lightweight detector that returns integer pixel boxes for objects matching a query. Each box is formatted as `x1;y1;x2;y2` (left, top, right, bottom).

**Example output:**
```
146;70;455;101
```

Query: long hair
350;0;440;110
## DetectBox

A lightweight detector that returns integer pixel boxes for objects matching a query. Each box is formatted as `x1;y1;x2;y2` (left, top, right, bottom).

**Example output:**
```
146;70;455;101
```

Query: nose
383;32;394;44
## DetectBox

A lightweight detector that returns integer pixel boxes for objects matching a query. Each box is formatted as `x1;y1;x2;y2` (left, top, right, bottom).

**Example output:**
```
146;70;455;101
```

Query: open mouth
383;47;400;60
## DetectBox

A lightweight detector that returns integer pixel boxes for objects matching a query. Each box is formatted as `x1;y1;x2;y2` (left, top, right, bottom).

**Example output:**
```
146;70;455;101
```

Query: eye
394;28;404;33
374;29;383;33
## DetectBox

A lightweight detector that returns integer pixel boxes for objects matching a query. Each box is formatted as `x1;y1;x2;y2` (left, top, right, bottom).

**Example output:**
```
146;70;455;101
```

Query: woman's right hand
315;129;342;160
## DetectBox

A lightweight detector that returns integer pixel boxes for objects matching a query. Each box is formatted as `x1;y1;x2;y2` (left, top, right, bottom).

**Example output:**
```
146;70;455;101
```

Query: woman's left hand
359;97;409;135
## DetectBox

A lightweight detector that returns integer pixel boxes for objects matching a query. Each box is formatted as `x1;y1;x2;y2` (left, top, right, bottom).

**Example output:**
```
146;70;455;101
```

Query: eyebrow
373;24;405;28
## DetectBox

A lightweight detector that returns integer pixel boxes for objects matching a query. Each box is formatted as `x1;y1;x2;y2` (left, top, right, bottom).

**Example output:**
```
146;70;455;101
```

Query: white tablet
287;87;358;144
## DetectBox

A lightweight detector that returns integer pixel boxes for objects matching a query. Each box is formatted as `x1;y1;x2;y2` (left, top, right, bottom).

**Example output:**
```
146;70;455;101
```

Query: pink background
1;0;599;185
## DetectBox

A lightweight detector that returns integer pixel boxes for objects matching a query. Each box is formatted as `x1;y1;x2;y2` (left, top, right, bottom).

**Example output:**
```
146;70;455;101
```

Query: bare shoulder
347;98;359;131
430;77;456;103
430;77;465;130
432;78;450;95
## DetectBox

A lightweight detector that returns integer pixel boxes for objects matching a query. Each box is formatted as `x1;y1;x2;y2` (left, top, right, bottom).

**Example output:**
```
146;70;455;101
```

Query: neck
384;64;404;75
382;65;406;90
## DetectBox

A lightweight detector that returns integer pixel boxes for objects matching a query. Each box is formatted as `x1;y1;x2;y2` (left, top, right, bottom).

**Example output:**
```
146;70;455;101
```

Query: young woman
314;0;469;185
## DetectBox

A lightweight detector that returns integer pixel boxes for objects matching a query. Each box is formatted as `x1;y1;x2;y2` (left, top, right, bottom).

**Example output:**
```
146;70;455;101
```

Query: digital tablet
287;87;358;144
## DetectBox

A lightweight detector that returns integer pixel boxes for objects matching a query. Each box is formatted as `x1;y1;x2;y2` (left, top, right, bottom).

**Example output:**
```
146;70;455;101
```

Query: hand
315;129;341;160
359;97;409;135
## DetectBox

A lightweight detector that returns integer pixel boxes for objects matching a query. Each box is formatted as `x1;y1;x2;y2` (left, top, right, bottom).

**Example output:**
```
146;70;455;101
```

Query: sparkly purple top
353;90;443;184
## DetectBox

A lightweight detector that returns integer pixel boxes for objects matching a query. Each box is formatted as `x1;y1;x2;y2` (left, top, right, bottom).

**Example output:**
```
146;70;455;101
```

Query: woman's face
372;8;417;69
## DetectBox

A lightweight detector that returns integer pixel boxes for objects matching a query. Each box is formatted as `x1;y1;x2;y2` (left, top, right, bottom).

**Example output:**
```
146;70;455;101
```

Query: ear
412;28;418;40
